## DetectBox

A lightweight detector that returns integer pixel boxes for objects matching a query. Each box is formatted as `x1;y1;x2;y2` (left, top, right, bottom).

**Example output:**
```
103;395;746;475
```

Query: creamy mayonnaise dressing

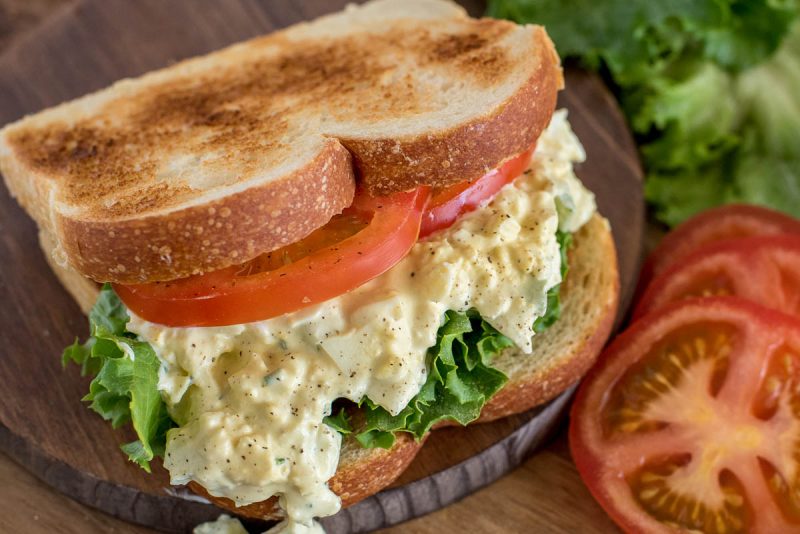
127;110;595;531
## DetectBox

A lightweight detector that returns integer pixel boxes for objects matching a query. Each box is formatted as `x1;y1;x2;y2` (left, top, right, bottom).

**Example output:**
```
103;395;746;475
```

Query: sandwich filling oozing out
65;110;595;531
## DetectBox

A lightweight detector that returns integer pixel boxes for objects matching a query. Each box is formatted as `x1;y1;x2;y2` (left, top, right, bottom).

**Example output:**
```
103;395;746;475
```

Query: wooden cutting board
0;1;644;532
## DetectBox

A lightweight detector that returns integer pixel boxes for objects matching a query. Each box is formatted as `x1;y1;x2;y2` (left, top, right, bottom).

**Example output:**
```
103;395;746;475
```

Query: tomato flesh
635;235;800;320
115;187;430;326
570;298;800;534
419;145;534;238
639;204;800;293
237;211;370;274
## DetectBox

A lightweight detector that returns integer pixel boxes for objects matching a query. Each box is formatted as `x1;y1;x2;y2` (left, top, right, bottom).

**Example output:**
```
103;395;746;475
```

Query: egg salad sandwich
0;0;619;531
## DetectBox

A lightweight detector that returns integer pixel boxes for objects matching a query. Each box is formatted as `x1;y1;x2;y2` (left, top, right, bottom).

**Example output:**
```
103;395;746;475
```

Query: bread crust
37;228;99;314
477;214;620;422
56;140;355;283
187;432;422;521
477;304;615;421
347;27;562;196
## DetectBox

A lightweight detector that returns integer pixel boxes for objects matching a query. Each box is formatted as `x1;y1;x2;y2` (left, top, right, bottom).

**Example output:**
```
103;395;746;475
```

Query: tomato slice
635;235;800;320
570;297;800;534
639;204;800;292
115;187;430;327
419;145;534;238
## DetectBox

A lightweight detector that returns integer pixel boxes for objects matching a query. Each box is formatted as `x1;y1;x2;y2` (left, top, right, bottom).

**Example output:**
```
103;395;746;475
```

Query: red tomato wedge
639;204;800;291
635;235;800;320
419;145;534;238
115;187;430;327
570;297;800;534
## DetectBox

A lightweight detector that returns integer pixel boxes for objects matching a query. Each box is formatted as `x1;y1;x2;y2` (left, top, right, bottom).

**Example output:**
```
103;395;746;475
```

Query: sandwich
0;0;619;531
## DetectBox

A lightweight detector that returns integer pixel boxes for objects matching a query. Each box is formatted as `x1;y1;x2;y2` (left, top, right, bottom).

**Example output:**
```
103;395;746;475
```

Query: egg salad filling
63;110;595;532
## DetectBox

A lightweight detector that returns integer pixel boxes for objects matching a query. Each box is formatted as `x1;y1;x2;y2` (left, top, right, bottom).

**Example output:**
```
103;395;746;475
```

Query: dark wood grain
0;0;643;532
0;0;69;49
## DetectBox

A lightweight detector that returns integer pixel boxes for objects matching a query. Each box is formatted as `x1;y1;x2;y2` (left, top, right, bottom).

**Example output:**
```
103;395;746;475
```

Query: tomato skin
634;235;800;320
570;297;800;534
419;146;534;238
115;187;430;327
639;204;800;293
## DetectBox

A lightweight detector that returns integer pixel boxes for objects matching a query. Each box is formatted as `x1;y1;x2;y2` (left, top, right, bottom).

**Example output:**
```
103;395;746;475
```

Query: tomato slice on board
570;297;800;534
419;145;534;238
639;204;800;292
635;235;800;320
115;187;430;327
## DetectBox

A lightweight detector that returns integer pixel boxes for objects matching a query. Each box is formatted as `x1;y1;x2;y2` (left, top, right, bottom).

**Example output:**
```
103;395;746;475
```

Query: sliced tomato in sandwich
115;187;429;327
420;145;535;238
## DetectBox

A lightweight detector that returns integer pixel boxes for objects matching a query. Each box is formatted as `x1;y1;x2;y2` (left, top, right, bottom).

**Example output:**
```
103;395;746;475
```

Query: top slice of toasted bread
0;0;562;284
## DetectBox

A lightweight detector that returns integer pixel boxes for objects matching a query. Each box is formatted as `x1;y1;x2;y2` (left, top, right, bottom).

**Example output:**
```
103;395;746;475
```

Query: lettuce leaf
355;309;512;449
323;408;353;435
487;0;800;226
533;230;572;333
62;284;174;472
486;0;718;79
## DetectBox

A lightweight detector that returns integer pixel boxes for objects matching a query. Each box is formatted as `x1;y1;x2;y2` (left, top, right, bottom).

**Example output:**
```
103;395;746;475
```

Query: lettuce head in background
488;0;800;225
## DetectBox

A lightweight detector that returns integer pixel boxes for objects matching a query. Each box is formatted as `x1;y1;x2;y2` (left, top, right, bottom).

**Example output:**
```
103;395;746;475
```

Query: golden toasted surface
10;22;512;218
0;0;561;283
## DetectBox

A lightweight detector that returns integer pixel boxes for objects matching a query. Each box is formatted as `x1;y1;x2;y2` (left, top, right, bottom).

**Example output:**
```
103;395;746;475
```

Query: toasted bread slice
0;0;562;285
478;214;619;422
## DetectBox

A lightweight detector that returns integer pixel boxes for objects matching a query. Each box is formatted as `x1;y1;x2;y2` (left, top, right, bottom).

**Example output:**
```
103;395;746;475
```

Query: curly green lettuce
323;408;353;435
487;0;800;226
534;230;572;333
354;309;513;448
62;284;174;472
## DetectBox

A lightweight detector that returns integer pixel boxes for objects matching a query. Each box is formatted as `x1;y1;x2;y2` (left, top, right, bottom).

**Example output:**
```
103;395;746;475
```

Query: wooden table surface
0;2;619;532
